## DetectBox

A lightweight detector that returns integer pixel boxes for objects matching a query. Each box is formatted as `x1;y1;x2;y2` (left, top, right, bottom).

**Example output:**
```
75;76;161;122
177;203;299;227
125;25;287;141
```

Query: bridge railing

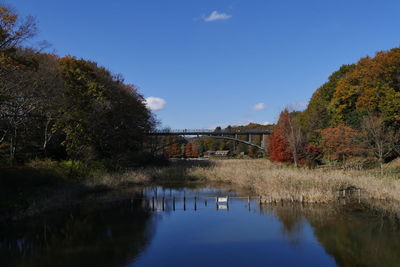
148;128;271;134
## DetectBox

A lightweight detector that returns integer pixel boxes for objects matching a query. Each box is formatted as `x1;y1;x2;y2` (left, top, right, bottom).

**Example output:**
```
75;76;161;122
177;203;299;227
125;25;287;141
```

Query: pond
1;185;400;267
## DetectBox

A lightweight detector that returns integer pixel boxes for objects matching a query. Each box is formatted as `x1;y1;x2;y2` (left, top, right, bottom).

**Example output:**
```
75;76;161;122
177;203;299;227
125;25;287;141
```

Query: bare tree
282;108;305;167
362;114;399;174
0;5;37;78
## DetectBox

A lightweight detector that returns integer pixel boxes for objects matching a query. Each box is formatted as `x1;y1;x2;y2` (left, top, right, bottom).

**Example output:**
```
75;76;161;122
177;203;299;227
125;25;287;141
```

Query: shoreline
1;159;400;222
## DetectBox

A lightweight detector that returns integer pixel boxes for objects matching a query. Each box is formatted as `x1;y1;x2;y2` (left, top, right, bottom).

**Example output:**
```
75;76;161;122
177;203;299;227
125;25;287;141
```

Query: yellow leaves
329;48;400;126
0;7;17;26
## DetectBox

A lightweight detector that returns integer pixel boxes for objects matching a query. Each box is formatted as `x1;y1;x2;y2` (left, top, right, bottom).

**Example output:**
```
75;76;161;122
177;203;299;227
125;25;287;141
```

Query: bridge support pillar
248;134;252;143
261;134;268;154
261;134;264;148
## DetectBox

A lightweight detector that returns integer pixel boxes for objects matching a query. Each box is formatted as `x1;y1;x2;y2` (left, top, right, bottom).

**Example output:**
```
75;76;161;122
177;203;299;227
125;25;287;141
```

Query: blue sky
9;0;400;129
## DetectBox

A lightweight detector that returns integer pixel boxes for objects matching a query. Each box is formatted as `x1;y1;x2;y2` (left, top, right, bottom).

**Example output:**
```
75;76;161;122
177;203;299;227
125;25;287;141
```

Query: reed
187;159;400;204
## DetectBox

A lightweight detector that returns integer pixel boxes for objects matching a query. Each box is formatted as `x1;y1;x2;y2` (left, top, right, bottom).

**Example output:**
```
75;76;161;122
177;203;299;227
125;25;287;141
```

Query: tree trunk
10;127;17;160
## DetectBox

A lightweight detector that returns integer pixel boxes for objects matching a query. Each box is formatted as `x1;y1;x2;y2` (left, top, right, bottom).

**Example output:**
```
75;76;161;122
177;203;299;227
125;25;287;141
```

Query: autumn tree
0;5;36;78
331;48;400;127
361;114;400;173
319;125;363;162
58;57;154;167
0;49;64;160
300;64;355;135
269;110;293;163
269;109;305;166
0;6;38;160
184;142;198;158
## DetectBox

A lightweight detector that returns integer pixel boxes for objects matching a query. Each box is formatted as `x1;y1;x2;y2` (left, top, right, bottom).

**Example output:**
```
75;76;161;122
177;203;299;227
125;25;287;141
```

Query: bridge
147;128;271;152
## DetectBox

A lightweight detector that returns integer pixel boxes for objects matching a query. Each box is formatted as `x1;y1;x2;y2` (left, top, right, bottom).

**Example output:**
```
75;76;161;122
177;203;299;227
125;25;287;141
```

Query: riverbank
87;159;400;214
2;159;400;221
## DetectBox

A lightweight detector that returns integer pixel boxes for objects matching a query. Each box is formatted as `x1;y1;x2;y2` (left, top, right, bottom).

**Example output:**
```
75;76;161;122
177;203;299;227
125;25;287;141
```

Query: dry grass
94;159;400;205
180;159;400;203
4;159;400;221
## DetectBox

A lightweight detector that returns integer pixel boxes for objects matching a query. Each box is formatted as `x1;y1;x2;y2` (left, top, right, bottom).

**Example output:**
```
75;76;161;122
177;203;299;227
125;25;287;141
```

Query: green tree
58;57;154;167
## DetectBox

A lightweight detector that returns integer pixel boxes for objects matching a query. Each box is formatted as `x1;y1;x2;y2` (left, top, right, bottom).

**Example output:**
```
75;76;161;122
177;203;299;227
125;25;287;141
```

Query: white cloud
204;10;232;22
145;96;166;111
251;103;266;111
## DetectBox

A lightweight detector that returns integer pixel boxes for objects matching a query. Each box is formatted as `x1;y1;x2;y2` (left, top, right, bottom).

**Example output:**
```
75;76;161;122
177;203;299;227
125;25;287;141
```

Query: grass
2;158;400;221
188;159;400;202
96;159;400;204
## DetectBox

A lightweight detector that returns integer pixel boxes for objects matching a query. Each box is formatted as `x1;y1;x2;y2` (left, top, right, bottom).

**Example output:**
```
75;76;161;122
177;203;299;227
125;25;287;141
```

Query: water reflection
262;204;400;267
0;196;155;267
1;186;400;267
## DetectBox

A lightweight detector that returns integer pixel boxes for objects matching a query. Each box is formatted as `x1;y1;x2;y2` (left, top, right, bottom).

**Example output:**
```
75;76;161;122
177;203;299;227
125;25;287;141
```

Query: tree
331;48;400;127
361;114;400;173
284;110;305;167
58;57;154;167
0;6;36;81
269;109;305;166
0;6;38;161
184;142;198;158
269;110;293;163
0;50;63;160
319;125;362;162
300;64;355;135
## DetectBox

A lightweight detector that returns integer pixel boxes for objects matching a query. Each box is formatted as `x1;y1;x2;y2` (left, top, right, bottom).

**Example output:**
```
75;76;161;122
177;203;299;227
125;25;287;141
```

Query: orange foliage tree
269;110;293;163
331;48;400;126
319;124;363;162
184;142;198;158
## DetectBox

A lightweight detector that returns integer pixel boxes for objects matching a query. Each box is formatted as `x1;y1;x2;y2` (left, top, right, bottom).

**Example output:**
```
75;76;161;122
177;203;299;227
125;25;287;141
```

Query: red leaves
269;110;293;163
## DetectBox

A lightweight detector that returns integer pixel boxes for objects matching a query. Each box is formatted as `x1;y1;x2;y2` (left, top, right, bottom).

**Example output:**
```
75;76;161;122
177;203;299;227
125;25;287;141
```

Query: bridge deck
148;129;271;136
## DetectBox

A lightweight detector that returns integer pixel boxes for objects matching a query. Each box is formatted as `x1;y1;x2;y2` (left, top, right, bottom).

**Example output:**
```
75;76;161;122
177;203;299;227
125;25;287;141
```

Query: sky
7;0;400;129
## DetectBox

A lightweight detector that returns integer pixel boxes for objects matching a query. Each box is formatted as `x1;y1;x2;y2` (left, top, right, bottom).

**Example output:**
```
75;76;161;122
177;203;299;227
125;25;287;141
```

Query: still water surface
1;185;400;267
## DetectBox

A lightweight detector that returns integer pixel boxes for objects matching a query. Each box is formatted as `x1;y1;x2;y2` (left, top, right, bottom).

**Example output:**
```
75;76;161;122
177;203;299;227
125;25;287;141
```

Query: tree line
0;6;155;168
269;48;400;172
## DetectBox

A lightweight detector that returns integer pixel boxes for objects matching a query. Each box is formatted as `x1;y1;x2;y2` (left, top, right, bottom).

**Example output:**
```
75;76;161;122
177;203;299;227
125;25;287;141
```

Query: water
1;185;400;267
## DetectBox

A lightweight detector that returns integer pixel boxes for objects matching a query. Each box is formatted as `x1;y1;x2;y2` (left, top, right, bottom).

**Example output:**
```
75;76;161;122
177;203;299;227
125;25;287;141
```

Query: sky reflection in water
1;186;400;267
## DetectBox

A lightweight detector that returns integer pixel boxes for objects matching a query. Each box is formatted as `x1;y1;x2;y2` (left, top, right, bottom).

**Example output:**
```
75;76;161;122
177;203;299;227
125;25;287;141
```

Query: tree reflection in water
0;196;156;267
262;203;400;267
2;187;400;267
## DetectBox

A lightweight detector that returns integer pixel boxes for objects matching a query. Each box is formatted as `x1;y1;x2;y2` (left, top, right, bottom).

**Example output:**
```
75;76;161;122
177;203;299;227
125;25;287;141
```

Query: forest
268;48;400;171
0;6;156;169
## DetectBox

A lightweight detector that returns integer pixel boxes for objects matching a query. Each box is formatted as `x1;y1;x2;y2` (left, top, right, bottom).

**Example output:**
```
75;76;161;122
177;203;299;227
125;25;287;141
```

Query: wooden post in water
194;196;197;211
173;196;176;211
152;196;155;211
183;196;186;211
259;196;262;205
162;197;165;211
204;199;207;207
